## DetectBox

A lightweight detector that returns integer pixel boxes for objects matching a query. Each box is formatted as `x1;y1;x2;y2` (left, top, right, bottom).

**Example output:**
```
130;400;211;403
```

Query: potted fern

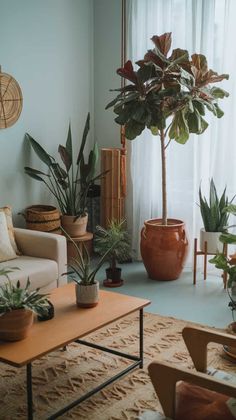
199;179;235;253
0;269;49;341
94;219;131;287
106;32;229;281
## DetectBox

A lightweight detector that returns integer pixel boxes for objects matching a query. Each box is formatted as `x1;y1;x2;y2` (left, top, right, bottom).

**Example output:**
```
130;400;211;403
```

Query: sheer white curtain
127;0;236;265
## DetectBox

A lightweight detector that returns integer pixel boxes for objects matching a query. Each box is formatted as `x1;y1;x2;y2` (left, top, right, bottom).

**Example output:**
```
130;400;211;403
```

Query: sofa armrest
14;228;67;287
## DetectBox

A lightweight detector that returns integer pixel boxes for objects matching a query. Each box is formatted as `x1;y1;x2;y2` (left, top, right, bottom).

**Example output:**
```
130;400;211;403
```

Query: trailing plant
63;229;118;285
0;277;49;317
24;113;107;218
94;219;131;272
199;179;235;232
106;32;229;225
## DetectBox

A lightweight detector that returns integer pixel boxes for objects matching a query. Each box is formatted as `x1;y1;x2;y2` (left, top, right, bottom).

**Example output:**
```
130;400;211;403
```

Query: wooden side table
67;232;93;263
193;238;228;288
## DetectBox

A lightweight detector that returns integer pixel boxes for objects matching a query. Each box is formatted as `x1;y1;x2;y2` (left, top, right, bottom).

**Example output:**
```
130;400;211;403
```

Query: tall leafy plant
106;32;229;225
25;113;105;217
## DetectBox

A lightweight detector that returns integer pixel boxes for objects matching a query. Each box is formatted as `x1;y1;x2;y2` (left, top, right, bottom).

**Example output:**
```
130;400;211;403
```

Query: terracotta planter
140;218;189;281
75;281;99;308
61;213;88;237
0;309;34;341
200;229;223;254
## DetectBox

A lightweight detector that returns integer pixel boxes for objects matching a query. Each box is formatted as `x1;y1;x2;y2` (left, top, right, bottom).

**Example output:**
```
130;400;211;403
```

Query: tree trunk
160;128;167;225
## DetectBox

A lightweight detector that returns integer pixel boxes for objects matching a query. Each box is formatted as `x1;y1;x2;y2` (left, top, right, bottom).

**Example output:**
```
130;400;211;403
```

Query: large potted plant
94;219;131;287
106;32;229;280
63;231;118;307
0;268;49;341
25;113;106;237
199;179;235;254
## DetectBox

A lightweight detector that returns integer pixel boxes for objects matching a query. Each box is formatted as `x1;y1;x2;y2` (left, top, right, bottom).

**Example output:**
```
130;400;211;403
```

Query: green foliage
0;275;49;317
63;229;118;285
199;179;234;232
94;219;131;270
24;114;107;217
209;254;236;289
106;33;229;142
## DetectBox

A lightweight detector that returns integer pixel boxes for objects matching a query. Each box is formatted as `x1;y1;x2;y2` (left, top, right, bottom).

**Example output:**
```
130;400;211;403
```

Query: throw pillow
175;381;236;420
0;212;18;262
0;206;20;254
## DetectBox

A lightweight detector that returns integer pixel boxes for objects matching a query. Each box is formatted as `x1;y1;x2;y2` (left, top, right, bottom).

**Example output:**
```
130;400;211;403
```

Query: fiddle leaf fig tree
106;32;229;225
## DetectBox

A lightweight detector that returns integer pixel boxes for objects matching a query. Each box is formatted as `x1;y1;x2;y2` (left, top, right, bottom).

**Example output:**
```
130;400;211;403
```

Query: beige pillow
0;206;20;255
0;212;18;262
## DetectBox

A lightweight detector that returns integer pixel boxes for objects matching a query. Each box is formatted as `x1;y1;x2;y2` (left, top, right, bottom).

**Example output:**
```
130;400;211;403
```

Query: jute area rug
0;313;235;419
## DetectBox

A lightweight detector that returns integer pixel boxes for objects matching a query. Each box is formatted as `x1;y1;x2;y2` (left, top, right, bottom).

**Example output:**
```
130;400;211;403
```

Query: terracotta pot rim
61;213;88;219
75;280;98;286
144;218;185;228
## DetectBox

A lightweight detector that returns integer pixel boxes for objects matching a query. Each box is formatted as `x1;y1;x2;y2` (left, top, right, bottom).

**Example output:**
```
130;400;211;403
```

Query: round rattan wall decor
0;67;23;129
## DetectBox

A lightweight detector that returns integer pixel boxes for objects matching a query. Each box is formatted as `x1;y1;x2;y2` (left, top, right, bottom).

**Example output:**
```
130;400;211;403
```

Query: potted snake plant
199;179;235;253
106;32;229;280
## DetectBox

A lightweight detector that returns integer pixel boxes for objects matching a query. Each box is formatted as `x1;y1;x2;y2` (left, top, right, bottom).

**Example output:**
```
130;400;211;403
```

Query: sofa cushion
0;206;20;255
0;256;58;292
0;212;18;262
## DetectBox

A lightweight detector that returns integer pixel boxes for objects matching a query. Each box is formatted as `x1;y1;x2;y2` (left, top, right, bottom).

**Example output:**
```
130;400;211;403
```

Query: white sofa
0;228;67;293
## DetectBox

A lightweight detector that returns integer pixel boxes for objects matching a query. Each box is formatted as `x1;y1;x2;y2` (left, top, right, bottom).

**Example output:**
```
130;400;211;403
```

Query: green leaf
150;126;159;135
125;119;145;140
169;110;189;144
77;113;90;165
25;133;52;167
210;87;229;99
214;103;224;118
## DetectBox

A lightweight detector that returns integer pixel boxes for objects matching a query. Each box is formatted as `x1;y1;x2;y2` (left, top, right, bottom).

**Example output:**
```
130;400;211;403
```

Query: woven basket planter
25;205;61;232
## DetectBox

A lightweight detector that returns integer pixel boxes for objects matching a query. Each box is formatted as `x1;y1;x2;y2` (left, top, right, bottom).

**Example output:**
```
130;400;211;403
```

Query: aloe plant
199;179;234;232
0;277;49;317
106;32;229;225
24;113;107;218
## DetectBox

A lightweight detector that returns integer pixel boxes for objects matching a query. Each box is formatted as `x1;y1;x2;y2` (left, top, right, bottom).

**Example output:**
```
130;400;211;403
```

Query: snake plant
199;179;234;232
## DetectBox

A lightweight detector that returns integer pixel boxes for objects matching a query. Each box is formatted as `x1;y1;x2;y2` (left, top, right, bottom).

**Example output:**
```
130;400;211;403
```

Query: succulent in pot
94;219;131;287
107;32;229;280
63;230;118;307
24;113;107;237
0;269;49;341
198;179;235;253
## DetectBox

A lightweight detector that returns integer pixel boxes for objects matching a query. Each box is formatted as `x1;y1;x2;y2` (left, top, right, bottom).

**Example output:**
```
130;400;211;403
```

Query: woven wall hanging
0;66;23;129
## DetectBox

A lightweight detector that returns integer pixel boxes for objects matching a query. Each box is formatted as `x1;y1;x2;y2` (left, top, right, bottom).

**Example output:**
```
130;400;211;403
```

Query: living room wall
0;0;94;224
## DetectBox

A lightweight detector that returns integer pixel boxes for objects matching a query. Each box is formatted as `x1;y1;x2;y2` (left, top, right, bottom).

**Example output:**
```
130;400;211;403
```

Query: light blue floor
95;262;231;329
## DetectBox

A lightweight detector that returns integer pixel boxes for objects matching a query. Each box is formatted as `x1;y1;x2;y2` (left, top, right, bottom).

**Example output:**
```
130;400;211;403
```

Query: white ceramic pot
200;229;224;254
61;213;88;237
75;281;99;308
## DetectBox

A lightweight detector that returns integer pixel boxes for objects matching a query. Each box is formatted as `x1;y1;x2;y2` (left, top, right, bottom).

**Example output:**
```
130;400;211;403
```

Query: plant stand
67;232;93;264
193;238;228;288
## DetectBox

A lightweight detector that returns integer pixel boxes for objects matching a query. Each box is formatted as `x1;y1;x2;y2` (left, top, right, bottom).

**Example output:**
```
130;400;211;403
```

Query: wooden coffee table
0;283;150;419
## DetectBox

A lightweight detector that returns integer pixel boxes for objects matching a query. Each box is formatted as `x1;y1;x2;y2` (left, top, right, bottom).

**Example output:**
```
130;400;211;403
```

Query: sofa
0;228;67;293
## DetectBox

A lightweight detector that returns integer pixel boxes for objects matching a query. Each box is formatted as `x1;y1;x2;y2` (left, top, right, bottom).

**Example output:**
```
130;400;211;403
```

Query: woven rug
0;312;235;419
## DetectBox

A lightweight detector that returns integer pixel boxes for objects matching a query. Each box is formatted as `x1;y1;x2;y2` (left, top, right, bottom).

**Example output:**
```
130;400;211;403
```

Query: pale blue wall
0;0;94;224
94;0;121;149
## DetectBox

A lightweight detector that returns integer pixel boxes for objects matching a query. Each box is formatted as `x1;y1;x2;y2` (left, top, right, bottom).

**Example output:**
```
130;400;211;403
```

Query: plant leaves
58;144;72;172
77;113;90;165
25;133;53;167
151;32;172;57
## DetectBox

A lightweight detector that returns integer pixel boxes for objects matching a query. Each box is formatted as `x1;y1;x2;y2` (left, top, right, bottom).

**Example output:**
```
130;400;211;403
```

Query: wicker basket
25;205;61;232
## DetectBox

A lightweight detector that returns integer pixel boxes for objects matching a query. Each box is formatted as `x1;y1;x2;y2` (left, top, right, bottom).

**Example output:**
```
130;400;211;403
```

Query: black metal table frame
26;308;144;419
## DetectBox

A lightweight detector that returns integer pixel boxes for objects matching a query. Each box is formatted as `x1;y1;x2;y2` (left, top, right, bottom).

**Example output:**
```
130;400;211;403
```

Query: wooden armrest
182;326;236;372
148;360;236;419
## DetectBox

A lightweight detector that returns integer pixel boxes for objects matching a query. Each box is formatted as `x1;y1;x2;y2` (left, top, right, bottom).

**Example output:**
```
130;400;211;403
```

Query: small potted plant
64;232;117;307
94;219;131;287
0;269;49;341
24;113;107;237
199;179;235;253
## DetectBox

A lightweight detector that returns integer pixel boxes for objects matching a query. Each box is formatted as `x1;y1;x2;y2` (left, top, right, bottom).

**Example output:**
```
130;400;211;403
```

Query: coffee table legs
26;363;33;420
25;309;144;419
